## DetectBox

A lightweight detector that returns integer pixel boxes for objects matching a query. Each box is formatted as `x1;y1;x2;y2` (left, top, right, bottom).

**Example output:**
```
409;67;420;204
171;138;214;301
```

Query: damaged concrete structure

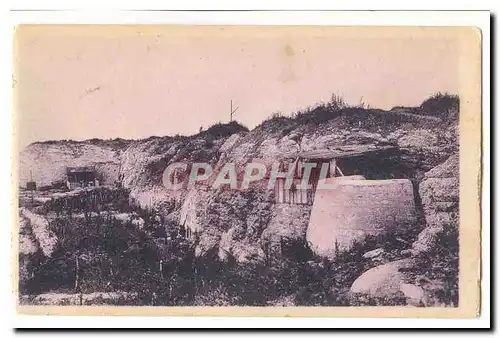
280;145;417;257
307;178;416;257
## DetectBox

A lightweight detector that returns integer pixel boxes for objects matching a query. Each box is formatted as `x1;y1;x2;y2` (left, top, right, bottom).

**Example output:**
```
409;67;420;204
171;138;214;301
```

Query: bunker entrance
66;166;97;189
332;148;425;225
335;152;415;180
280;145;425;222
299;146;425;257
278;146;405;206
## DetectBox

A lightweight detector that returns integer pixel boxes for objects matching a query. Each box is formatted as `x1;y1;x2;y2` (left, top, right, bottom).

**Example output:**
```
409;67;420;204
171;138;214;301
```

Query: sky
14;25;461;149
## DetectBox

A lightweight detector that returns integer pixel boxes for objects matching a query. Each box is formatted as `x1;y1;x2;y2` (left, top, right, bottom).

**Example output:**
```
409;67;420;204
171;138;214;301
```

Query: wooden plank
329;159;336;177
337;165;344;176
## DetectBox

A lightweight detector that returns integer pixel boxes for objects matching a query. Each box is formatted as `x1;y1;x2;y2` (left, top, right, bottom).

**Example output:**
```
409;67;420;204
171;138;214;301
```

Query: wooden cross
230;100;239;122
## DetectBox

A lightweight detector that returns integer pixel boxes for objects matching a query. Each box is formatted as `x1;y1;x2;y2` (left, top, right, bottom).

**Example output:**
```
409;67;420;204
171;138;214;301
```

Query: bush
420;92;459;119
201;121;249;139
255;113;295;134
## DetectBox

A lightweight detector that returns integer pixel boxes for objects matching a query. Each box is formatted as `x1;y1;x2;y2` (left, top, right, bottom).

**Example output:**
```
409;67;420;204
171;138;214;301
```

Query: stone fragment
350;259;415;298
362;248;385;259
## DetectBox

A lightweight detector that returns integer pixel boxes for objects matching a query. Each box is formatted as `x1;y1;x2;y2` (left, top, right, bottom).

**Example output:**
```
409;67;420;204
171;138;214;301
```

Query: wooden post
30;170;34;204
279;236;284;259
336;165;344;176
74;255;80;292
329;159;337;177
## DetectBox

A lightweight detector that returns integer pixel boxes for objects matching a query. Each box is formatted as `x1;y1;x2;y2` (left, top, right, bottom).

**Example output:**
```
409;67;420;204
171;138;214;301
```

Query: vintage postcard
13;24;482;318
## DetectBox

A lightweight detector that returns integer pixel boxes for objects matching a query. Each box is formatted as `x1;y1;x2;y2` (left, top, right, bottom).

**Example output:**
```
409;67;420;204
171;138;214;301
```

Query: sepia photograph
12;23;482;318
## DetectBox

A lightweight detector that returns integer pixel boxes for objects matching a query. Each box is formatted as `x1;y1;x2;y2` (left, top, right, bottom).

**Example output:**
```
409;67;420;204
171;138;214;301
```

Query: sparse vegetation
200;121;249;139
256;92;456;136
23;188;454;308
419;92;460;119
33;138;135;149
410;223;459;306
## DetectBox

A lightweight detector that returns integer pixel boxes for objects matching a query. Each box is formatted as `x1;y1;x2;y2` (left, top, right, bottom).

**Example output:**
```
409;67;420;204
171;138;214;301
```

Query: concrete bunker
275;145;401;205
280;145;418;257
66;166;98;189
306;178;416;257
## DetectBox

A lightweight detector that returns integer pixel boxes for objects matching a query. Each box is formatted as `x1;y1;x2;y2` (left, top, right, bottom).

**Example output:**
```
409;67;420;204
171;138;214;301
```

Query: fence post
74;254;80;292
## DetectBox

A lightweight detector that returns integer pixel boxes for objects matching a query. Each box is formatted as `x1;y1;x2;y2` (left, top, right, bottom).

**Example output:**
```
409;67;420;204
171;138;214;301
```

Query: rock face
19;216;39;256
20;208;57;257
419;153;459;228
19;215;40;289
263;204;311;242
413;153;459;255
19;142;125;188
180;186;274;261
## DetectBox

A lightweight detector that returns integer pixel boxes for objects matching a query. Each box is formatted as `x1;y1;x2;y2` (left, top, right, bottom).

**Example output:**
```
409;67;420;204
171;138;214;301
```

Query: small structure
26;181;37;191
66;166;97;189
26;170;36;191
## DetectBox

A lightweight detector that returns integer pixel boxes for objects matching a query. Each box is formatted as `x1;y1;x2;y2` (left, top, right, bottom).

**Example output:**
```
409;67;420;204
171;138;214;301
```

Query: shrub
254;112;295;133
202;121;249;139
327;93;349;111
420;92;459;119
